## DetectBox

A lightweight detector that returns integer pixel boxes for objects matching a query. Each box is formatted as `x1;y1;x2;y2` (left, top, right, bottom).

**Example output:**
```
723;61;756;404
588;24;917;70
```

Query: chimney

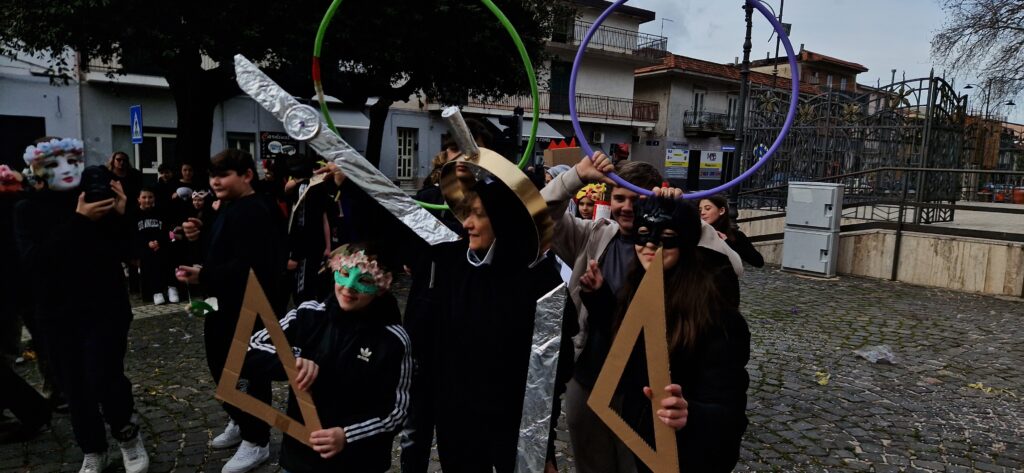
799;43;805;52
734;57;739;66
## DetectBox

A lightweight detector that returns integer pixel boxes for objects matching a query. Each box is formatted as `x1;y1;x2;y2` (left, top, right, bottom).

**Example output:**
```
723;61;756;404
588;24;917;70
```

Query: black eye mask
631;200;682;249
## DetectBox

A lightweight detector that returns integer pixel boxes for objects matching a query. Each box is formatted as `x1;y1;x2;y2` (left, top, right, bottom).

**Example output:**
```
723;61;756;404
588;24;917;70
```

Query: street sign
753;143;769;160
130;105;144;144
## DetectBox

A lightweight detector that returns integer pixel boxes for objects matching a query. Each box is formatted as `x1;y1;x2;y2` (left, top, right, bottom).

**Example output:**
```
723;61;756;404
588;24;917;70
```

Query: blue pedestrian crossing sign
753;143;769;160
130;105;144;144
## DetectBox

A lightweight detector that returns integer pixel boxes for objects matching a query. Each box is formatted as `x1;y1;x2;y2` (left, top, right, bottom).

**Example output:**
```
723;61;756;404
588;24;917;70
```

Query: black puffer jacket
244;294;411;473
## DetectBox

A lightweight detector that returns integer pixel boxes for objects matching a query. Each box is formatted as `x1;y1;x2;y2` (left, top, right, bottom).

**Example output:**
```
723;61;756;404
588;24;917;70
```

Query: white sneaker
119;433;150;473
210;420;241;449
222;440;269;473
79;452;109;473
153;293;166;305
167;287;180;303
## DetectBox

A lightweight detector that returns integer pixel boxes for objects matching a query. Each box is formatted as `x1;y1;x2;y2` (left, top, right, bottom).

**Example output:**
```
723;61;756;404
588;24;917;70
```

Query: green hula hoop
312;0;541;210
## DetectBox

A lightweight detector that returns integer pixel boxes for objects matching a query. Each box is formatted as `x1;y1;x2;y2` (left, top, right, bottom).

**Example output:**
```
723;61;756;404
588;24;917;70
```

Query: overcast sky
627;0;1022;122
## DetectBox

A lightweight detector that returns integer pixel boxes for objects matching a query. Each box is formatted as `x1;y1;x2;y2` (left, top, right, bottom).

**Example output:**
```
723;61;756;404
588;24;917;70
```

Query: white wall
577;56;636;99
0;55;83;160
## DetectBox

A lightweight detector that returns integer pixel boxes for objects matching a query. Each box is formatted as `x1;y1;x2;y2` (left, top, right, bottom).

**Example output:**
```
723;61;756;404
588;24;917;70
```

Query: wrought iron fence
737;74;969;224
738;167;1024;224
552;19;667;59
468;91;659;122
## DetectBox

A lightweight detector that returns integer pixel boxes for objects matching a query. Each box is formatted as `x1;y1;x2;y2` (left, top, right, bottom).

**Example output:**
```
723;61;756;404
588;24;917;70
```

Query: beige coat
541;168;744;356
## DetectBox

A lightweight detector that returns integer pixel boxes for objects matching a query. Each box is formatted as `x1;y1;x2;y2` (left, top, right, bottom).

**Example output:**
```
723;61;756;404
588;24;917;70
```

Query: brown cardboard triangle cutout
215;270;322;447
587;248;680;473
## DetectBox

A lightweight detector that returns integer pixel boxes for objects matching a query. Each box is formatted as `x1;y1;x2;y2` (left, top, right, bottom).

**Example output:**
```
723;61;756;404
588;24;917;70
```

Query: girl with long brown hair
578;195;750;472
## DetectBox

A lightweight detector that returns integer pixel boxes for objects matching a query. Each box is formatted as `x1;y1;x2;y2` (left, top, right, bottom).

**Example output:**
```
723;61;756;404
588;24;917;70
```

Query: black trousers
0;363;49;426
139;249;173;297
46;311;136;453
204;313;271;446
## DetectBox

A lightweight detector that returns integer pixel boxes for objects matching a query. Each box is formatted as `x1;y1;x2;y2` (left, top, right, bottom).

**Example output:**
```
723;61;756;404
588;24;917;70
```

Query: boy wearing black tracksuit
244;293;411;472
176;149;286;473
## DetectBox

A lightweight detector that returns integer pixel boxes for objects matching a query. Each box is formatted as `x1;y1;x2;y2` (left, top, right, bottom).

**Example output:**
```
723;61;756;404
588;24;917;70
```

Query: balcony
551;19;668;60
683;110;737;135
467;91;659;123
84;50;219;77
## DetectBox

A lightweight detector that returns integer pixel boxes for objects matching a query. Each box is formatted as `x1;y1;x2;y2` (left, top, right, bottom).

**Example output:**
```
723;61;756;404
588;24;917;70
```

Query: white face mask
40;155;84;191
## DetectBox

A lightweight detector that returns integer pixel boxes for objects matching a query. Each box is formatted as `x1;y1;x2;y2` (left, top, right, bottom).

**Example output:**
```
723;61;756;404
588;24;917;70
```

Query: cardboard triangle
587;248;679;473
215;270;322;447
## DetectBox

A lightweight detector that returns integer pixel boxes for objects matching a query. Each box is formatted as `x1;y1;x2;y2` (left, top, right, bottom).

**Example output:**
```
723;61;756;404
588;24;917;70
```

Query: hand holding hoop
568;0;799;200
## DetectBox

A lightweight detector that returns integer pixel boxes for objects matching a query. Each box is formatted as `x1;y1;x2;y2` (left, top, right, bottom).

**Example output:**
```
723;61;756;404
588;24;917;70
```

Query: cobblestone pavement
1;267;1021;472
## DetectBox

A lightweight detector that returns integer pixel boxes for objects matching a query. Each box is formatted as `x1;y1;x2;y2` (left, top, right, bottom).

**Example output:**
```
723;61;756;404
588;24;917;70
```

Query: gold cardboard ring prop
439;148;553;264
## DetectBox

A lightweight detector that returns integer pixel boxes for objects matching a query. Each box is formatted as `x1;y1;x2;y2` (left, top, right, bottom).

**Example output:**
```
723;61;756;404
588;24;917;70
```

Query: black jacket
200;192;287;320
133;207;169;259
428;240;562;472
245;295;411;473
580;248;750;473
13;190;132;324
727;230;764;268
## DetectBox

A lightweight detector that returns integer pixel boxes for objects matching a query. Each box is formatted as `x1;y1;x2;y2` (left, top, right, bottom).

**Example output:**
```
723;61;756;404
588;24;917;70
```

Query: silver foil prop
516;283;567;473
441;106;480;158
233;54;459;246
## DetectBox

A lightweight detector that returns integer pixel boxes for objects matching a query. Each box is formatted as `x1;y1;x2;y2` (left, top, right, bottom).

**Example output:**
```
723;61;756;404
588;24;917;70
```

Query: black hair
209;149;257;177
702;194;736;239
157;163;174;173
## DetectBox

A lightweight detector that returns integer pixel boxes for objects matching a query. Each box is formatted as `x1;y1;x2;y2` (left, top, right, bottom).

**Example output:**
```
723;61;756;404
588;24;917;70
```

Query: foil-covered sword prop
233;54;459;246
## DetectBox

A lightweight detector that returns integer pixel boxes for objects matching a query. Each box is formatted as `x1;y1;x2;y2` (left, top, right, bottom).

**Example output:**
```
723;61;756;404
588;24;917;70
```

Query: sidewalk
1;266;1021;472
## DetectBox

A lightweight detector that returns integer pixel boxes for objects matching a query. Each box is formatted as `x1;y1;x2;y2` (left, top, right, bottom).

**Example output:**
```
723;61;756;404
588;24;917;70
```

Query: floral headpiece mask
575;183;606;202
22;138;85;191
328;245;393;295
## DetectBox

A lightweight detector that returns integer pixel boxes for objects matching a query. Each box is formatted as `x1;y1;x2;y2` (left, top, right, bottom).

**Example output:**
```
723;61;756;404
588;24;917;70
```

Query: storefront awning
327;109;370;130
486;117;564;140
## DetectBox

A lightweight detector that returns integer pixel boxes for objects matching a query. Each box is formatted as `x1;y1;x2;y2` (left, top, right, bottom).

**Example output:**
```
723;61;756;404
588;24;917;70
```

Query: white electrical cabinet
782;182;844;277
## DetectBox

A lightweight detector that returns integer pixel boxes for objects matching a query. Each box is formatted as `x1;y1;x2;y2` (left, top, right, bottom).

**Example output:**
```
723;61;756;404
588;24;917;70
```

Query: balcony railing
468;91;659;122
85;51;219;76
683;110;737;133
551;19;668;59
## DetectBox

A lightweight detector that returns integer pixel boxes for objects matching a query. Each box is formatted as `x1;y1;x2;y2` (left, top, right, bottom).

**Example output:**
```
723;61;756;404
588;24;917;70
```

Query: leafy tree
932;0;1024;106
0;0;559;170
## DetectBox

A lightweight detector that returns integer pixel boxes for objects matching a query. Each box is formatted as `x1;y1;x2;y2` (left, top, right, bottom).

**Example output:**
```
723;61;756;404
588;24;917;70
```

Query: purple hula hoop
568;0;799;199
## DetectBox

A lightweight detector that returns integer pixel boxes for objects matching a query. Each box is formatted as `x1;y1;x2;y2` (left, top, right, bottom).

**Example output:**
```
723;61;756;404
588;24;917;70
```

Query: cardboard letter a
587;249;679;473
215;270;322;447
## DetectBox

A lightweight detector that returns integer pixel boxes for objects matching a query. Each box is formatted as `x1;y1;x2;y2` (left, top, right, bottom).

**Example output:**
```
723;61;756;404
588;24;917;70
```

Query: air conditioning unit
591;131;605;144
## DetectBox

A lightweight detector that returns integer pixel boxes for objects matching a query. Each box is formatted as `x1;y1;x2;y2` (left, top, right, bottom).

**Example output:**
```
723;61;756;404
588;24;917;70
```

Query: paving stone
3;266;1021;472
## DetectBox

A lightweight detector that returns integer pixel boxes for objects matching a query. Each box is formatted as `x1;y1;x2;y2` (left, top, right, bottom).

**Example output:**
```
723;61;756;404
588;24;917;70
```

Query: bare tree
932;0;1024;105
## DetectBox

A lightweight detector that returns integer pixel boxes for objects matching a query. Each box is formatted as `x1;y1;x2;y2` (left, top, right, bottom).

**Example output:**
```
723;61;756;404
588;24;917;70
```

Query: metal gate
739;72;968;224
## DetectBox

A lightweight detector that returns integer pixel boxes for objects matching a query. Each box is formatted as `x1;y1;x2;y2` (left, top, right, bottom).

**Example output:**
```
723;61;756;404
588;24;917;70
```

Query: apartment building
632;54;820;190
1;50;369;180
750;45;867;94
378;0;666;188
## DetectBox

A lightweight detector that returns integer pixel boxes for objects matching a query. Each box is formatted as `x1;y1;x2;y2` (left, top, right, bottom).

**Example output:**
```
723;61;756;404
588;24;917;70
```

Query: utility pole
771;0;786;77
728;2;754;218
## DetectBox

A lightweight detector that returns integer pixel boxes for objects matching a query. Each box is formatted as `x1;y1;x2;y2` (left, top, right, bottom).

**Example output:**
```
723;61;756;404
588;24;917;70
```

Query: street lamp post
963;82;1015;119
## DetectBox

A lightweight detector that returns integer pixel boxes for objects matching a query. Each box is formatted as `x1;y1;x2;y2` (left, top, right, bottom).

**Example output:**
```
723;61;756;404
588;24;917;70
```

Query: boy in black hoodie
244;243;411;473
135;188;178;305
175;149;286;473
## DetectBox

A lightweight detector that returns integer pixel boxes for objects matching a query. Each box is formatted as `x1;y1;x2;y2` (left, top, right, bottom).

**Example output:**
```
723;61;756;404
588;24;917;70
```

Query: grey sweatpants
565;378;638;473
